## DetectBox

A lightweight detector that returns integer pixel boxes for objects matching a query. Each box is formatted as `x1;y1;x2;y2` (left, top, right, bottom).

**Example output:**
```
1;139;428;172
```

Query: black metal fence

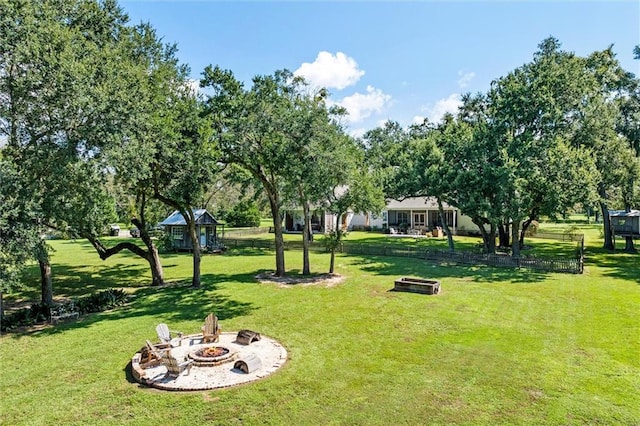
221;236;585;274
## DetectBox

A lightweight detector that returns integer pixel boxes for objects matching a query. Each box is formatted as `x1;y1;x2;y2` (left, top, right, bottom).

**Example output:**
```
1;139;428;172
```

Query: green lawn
1;227;639;425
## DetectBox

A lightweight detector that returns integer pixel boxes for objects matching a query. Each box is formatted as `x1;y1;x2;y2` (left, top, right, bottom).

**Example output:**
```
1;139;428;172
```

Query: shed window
171;227;183;240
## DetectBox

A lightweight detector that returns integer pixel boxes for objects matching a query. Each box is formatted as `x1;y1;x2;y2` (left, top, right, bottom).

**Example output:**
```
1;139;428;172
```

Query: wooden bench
393;277;441;295
49;304;80;324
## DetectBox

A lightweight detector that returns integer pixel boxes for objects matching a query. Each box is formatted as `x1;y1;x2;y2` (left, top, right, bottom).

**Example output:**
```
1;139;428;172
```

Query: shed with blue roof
160;209;221;251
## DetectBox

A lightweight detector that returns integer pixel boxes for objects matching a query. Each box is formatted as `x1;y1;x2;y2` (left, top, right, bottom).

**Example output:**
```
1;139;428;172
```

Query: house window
171;227;183;240
397;212;409;224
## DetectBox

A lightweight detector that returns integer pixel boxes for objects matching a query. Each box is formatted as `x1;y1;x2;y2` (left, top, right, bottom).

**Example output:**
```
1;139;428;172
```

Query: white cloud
295;51;365;90
423;93;462;124
336;85;392;124
349;128;367;138
413;115;426;125
187;79;200;93
457;71;476;89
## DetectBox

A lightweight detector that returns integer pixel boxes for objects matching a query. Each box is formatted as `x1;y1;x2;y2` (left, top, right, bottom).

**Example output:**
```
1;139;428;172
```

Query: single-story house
283;209;345;233
350;197;478;235
609;209;640;237
160;209;222;250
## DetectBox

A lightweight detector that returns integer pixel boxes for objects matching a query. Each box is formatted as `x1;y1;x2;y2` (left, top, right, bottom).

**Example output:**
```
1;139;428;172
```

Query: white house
349;197;478;235
282;196;479;235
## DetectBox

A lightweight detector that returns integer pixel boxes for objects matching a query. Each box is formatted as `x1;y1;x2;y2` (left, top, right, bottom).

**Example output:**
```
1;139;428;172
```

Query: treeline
361;39;640;256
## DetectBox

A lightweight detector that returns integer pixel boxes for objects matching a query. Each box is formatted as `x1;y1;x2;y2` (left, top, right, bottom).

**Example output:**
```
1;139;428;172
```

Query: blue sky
121;1;640;136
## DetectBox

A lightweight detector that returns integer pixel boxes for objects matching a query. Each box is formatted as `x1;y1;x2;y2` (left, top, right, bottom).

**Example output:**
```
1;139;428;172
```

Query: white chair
155;323;183;347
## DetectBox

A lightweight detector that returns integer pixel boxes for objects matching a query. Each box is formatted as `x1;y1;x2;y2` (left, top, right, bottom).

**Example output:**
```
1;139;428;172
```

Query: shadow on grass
349;254;550;284
584;247;640;284
8;270;262;340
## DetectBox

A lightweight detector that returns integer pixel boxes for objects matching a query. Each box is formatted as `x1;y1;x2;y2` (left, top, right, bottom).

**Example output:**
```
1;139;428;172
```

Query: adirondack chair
201;313;221;343
139;340;168;368
160;352;193;378
156;323;183;347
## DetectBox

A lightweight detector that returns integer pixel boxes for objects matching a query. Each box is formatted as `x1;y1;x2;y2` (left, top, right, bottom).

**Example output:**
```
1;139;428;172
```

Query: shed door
200;227;207;247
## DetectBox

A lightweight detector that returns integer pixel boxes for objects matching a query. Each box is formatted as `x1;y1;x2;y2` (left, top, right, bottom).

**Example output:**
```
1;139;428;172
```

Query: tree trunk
132;217;165;286
511;220;521;258
186;214;201;288
624;237;636;252
519;214;536;249
329;250;336;274
148;248;165;286
39;259;53;307
474;218;496;254
301;200;311;275
268;195;286;277
86;234;165;286
437;199;454;252
498;223;510;248
623;204;636;252
599;200;614;250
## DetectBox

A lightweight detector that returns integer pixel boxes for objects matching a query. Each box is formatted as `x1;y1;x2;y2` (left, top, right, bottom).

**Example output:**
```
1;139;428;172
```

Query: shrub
75;288;128;314
1;303;49;332
1;289;128;332
226;201;261;228
158;231;176;253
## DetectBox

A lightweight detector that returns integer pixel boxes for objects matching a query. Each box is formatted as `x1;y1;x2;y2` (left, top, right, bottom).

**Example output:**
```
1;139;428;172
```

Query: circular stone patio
131;332;288;391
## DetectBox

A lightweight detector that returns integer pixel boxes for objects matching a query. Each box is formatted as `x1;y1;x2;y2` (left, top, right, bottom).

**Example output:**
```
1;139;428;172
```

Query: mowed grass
1;231;639;425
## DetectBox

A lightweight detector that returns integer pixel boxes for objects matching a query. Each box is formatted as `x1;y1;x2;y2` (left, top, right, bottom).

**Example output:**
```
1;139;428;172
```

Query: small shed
609;210;640;237
160;209;221;251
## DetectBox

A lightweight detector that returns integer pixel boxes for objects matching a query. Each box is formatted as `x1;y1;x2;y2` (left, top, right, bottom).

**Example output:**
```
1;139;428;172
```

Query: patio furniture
139;340;168;368
234;353;262;374
202;313;221;343
161;352;193;378
236;329;261;345
156;323;183;347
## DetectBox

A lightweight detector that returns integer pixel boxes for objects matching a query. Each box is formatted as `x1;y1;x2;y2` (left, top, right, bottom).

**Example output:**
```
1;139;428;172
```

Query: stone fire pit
189;345;236;366
131;332;287;391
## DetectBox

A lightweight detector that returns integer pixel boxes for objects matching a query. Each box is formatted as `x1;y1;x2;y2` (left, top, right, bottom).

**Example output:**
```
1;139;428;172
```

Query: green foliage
1;288;127;332
74;288;128;314
320;230;343;252
225;200;261;228
157;231;176;253
0;160;40;293
0;304;49;331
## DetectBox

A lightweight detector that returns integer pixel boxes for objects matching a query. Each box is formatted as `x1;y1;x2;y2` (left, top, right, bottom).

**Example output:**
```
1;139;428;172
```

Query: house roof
160;209;218;226
609;209;640;217
386;197;455;210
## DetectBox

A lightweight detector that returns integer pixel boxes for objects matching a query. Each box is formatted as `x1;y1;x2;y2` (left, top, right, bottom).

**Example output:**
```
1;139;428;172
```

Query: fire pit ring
189;345;236;366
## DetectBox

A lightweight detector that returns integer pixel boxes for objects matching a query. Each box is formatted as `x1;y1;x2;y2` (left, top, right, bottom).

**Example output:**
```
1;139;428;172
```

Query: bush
158;231;176;253
1;289;128;332
75;288;128;314
225;201;261;228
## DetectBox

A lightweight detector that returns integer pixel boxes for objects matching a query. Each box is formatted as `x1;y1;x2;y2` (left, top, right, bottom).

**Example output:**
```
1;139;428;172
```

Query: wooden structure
156;323;183;347
609;210;640;238
201;313;221;343
234;354;262;374
160;209;222;251
161;352;193;378
393;277;441;295
236;329;261;345
139;340;168;368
